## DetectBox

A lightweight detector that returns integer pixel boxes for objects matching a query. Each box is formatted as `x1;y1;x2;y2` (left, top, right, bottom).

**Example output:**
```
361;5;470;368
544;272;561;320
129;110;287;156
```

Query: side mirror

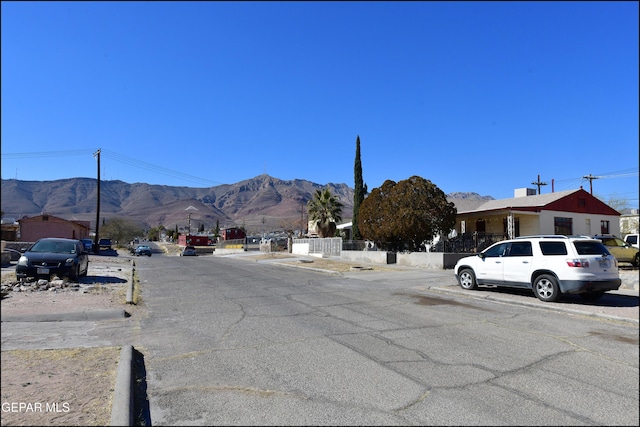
478;252;485;260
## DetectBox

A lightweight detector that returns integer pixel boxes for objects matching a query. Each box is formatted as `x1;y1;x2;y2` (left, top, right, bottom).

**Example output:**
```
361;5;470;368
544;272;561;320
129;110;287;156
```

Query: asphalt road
128;251;638;426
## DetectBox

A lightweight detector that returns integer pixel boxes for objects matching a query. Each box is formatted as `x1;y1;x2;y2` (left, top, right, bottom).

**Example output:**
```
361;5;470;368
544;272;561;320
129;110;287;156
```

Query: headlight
18;256;29;266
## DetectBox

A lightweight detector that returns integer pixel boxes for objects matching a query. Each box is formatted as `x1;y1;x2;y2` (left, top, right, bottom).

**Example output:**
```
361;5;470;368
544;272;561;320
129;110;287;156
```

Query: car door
476;242;509;284
502;241;533;288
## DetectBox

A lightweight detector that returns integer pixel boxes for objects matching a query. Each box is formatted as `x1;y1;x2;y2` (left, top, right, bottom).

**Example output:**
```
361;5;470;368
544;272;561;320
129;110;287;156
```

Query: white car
454;235;621;302
624;233;639;249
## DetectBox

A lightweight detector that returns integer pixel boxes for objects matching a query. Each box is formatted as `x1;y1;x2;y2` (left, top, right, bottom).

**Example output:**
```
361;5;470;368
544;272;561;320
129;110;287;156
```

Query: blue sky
2;1;638;207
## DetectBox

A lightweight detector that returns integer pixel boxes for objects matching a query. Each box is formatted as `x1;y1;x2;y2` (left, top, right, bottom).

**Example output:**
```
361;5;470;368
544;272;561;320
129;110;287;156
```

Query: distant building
620;209;639;235
220;227;246;241
177;234;211;246
18;214;91;242
1;217;20;241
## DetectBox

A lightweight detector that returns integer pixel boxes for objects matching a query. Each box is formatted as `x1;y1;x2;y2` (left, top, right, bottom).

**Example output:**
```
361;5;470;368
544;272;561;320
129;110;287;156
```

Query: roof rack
514;235;569;239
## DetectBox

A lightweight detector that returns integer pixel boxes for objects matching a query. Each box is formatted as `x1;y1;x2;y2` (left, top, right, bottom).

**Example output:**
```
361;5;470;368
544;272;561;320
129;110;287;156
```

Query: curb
431;286;639;325
111;344;134;426
0;309;128;322
126;260;135;304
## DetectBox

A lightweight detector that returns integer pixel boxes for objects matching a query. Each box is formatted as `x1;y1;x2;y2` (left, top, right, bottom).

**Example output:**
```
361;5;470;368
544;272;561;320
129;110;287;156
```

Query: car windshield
30;240;76;254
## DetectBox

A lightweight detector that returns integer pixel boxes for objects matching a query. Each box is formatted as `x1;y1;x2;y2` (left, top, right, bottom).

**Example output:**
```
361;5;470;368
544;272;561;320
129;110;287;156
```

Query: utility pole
531;174;547;195
582;174;600;195
93;149;101;252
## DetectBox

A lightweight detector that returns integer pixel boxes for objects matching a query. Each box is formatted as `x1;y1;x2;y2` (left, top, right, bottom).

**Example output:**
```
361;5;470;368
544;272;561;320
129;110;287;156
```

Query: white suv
454;235;621;302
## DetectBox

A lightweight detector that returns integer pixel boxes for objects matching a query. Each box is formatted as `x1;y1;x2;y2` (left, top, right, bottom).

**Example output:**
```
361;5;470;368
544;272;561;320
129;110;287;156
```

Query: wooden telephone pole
93;149;101;252
531;174;547;195
582;174;600;195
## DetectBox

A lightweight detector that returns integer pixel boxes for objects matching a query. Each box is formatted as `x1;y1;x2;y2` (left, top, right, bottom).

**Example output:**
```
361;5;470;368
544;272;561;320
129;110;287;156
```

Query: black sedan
16;237;89;281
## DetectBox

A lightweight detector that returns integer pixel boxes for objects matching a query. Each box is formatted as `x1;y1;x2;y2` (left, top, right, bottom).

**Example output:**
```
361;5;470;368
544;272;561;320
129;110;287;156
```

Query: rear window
573;241;611;255
626;235;638;245
539;241;567;255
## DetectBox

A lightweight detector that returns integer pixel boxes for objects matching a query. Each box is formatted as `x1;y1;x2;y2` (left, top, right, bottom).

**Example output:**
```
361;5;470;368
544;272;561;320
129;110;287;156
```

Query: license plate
37;267;50;274
598;259;609;268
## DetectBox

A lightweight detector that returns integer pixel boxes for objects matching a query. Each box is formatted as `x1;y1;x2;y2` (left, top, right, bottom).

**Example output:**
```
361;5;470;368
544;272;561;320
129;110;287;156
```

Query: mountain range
0;175;493;234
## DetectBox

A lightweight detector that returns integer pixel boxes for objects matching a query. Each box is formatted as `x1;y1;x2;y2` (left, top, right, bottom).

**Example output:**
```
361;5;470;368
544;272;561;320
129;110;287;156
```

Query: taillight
566;259;590;267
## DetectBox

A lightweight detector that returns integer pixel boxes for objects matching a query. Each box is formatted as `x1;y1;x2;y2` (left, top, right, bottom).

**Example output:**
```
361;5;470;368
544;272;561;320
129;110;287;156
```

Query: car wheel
579;291;605;301
458;268;477;290
633;253;639;268
533;274;560;302
68;265;79;281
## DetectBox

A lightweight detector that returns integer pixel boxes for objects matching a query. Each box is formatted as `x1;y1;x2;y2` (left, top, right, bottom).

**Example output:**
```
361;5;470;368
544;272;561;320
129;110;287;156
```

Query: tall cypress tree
352;135;366;240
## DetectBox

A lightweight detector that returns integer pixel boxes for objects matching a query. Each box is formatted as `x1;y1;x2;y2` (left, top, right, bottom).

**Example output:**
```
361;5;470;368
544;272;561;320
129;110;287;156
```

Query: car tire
458;268;477;290
633;253;639;268
69;265;79;281
533;274;560;302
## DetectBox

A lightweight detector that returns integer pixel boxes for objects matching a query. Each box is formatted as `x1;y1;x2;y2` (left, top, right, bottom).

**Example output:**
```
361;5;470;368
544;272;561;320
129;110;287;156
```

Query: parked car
180;245;197;256
16;237;89;281
594;235;639;266
98;238;112;250
454;235;621;302
135;245;152;256
81;238;94;253
624;233;639;250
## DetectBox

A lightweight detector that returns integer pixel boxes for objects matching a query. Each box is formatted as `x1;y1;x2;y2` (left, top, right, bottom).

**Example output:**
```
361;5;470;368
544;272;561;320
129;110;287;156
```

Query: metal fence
340;233;508;254
429;233;508;253
294;238;342;256
217;238;246;249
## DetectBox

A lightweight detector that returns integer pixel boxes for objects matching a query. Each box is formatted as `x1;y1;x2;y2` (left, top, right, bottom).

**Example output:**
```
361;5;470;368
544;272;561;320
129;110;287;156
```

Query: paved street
2;249;638;425
130;252;638;425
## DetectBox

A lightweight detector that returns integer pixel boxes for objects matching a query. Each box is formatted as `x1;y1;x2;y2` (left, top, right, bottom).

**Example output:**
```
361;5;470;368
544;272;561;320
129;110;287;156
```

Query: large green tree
100;217;145;247
352;135;367;240
307;188;344;238
357;176;457;251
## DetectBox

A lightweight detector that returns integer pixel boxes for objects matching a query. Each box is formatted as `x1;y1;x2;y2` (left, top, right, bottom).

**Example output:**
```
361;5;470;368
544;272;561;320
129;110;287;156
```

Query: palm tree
307;188;344;238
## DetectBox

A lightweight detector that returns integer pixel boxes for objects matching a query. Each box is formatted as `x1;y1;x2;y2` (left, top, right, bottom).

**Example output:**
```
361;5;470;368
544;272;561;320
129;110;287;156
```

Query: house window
578;198;586;207
600;220;610;234
475;219;486;233
554;217;573;235
43;215;49;221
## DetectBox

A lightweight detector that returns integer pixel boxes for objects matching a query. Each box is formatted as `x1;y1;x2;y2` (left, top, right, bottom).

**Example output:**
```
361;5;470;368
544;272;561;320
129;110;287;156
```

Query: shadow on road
80;275;128;284
474;286;639;308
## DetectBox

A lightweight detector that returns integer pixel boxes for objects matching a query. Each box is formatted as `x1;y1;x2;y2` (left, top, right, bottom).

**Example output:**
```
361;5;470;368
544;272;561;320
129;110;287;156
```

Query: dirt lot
1;255;135;426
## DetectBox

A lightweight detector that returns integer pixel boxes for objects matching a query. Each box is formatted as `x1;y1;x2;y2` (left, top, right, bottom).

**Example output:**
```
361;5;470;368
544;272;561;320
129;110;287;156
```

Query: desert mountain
1;175;355;234
1;175;493;234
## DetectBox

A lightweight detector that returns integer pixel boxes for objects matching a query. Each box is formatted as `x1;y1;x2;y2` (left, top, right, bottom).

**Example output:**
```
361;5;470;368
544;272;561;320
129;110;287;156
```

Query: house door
475;219;486;233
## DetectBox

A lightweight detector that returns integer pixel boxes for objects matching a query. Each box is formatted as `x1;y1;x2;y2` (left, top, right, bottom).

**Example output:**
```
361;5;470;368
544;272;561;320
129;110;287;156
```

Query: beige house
450;188;620;241
18;214;91;242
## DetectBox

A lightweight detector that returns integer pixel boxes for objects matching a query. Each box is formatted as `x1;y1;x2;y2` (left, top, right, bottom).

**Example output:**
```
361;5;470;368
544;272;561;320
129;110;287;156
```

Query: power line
3;149;227;186
2;149;94;158
100;150;226;186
